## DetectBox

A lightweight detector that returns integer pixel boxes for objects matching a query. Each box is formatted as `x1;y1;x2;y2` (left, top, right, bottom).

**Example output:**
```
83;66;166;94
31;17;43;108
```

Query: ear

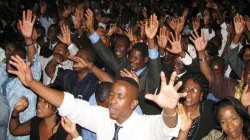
144;57;148;63
131;100;139;110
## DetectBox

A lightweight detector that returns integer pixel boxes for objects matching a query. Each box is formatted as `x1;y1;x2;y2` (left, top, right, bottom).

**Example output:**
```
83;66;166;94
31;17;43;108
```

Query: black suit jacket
92;39;162;114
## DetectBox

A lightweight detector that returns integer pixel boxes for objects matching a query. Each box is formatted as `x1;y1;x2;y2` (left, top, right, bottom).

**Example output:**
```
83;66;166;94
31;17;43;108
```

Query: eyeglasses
182;86;200;94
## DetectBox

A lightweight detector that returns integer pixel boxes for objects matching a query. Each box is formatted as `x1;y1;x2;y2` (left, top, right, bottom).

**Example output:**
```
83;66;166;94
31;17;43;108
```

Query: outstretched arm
8;55;64;108
145;71;187;128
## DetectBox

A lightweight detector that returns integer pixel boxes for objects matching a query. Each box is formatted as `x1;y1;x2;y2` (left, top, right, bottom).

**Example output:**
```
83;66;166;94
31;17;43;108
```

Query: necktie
112;123;123;140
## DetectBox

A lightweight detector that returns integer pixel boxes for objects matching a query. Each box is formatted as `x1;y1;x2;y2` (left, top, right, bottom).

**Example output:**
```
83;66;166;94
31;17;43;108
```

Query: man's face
108;80;138;124
53;43;69;63
129;49;147;71
243;48;250;62
47;27;57;42
114;38;129;59
171;56;185;75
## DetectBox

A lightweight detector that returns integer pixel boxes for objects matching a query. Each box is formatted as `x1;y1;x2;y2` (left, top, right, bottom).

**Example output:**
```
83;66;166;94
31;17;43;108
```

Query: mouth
37;108;42;114
115;51;121;56
109;106;117;114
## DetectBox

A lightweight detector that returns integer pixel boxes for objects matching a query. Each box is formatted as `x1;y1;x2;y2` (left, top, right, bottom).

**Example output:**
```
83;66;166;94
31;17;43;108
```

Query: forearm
45;59;57;78
69;130;80;139
88;63;114;83
233;34;242;44
244;30;250;41
29;80;64;108
105;35;111;47
198;51;212;82
177;131;189;140
148;38;155;50
163;108;178;128
9;111;21;135
25;38;36;64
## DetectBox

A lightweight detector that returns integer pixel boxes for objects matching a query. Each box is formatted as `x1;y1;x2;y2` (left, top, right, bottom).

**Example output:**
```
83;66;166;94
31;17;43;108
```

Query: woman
9;85;72;140
177;73;216;140
202;97;250;140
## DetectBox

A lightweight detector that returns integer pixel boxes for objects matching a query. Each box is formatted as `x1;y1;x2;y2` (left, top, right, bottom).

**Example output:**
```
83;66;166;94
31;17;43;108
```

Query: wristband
73;136;83;140
89;64;95;73
26;43;33;46
164;111;177;118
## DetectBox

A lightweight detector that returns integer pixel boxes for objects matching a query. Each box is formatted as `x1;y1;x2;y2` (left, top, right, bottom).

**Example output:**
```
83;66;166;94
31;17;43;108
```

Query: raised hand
40;1;47;15
57;25;72;46
241;85;250;108
8;55;34;87
107;24;117;36
178;103;192;133
68;55;89;69
120;69;140;88
203;10;210;26
246;16;250;32
14;96;29;113
167;17;177;31
145;14;159;39
19;10;36;39
85;9;95;34
176;16;185;34
189;29;208;52
61;117;79;138
145;72;187;110
166;32;182;55
124;28;134;42
157;26;169;49
192;17;200;31
74;7;83;29
182;8;189;18
234;14;245;35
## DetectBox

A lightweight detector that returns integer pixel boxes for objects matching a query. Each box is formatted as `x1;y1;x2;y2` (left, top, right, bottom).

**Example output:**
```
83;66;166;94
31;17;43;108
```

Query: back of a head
95;82;113;104
209;56;225;73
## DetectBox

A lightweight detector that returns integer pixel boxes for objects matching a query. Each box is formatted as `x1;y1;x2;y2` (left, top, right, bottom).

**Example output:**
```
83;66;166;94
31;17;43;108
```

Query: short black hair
132;42;149;58
116;35;131;48
116;77;140;99
78;47;96;63
95;82;113;103
209;56;226;71
183;73;209;100
34;24;45;37
206;36;221;57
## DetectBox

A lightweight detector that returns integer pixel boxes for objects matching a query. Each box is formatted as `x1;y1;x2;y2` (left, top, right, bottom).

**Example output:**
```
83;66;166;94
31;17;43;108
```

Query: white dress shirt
58;92;181;140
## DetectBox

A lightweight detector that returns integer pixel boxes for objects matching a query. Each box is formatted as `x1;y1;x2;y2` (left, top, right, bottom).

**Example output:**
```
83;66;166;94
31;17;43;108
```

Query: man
9;55;187;140
86;9;161;114
0;10;41;140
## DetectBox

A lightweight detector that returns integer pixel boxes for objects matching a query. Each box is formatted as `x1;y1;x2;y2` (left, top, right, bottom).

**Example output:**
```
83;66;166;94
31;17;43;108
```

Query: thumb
57;35;63;42
145;94;157;102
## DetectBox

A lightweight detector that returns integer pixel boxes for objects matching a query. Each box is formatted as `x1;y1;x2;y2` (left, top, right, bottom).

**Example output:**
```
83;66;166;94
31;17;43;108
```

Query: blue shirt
0;53;41;140
81;94;143;140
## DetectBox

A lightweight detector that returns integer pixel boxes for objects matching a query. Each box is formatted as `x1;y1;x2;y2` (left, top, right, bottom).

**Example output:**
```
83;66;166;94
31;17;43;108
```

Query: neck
226;134;246;140
77;69;89;82
42;115;57;127
184;104;200;118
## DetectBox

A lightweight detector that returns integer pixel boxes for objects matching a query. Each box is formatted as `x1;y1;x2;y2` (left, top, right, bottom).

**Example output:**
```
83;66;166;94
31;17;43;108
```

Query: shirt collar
115;111;139;128
135;66;146;76
177;71;187;78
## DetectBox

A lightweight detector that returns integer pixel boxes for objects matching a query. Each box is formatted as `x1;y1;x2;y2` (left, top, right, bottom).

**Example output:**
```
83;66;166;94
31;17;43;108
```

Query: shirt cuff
148;48;159;59
89;32;100;44
179;53;192;65
161;111;181;138
230;42;239;49
68;43;79;55
73;136;83;140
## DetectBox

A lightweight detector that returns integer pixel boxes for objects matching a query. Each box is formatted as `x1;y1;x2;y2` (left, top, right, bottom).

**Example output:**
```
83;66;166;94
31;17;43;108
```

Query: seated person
9;85;74;140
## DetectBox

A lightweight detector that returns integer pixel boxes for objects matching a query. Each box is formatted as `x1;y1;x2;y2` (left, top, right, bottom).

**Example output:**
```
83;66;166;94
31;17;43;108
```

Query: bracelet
199;58;206;61
164;112;177;118
73;136;83;140
88;64;95;73
26;43;33;46
11;115;19;119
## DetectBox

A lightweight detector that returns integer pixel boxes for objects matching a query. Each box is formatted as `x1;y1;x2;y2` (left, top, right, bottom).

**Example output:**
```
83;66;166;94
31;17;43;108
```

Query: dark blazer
92;39;162;115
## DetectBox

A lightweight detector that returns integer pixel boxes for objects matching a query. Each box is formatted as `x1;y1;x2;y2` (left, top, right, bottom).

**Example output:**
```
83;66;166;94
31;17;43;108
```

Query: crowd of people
0;0;250;139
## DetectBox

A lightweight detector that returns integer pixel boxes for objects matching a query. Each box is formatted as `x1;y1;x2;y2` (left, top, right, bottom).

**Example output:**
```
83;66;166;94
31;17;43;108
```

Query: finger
189;36;195;43
23;10;26;21
170;32;175;41
190;31;197;40
194;30;199;38
243;85;249;95
10;55;22;65
57;35;63;42
174;81;183;91
9;60;20;69
8;70;18;75
145;94;157;102
168;71;177;86
178;92;188;98
31;14;37;25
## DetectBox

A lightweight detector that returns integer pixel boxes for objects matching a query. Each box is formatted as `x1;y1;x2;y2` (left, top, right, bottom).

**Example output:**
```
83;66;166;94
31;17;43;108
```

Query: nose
110;94;118;105
227;122;234;129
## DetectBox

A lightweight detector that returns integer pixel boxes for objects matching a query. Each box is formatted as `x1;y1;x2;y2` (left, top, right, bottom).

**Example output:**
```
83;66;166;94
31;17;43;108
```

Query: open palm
8;55;34;87
145;72;187;109
189;29;207;52
145;14;159;39
19;10;36;39
157;26;168;48
166;32;182;54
